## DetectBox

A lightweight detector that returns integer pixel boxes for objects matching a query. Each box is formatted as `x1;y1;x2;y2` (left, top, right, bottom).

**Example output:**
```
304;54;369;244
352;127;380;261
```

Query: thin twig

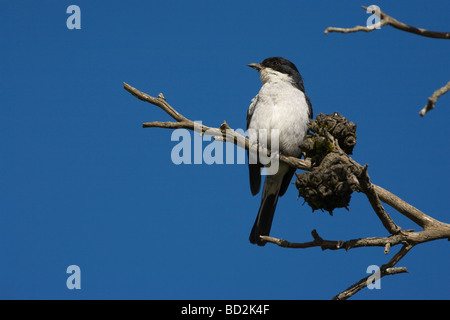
325;6;450;39
419;81;450;117
324;20;388;34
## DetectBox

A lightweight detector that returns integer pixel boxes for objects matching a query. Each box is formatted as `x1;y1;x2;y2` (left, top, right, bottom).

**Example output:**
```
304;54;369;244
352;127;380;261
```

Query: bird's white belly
248;83;310;157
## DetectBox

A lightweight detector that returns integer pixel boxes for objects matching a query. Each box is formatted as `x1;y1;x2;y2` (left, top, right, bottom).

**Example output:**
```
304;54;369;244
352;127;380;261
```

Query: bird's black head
248;57;305;91
261;57;300;76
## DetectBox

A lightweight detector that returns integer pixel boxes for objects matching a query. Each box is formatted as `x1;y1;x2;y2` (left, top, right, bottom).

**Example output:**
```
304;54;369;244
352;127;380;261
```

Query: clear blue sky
1;1;449;300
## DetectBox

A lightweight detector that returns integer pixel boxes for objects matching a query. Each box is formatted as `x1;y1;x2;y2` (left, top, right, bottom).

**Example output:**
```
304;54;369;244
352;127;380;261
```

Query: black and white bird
246;57;313;246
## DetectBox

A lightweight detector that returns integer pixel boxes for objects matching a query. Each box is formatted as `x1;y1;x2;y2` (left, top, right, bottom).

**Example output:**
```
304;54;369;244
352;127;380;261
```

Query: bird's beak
248;63;262;71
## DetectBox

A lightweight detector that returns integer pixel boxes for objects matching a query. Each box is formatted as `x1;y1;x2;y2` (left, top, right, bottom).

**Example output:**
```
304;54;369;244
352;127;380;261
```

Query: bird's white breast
248;81;310;157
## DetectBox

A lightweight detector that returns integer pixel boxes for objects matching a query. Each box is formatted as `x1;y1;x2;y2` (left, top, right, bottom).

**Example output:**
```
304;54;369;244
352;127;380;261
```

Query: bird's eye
272;61;280;66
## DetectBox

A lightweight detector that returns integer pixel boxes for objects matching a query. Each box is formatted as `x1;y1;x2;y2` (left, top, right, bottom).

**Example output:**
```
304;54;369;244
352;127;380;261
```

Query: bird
246;57;313;246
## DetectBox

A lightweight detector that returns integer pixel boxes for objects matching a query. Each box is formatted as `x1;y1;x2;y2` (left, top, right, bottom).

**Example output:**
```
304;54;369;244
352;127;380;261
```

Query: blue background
1;1;449;299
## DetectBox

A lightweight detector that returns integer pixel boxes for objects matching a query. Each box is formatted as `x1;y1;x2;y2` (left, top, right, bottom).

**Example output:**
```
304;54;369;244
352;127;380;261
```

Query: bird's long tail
249;175;282;246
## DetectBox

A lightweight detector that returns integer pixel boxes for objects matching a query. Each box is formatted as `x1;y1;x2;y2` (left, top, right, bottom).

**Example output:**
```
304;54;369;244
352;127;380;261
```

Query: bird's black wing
305;93;313;120
278;167;295;197
247;96;262;196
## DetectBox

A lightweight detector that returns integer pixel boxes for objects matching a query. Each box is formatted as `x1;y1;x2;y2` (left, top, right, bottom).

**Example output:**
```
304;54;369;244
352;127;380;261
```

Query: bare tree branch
124;82;312;171
124;82;449;232
419;81;450;116
332;244;413;300
370;184;437;228
124;82;450;299
357;165;401;234
261;226;450;252
325;6;450;39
